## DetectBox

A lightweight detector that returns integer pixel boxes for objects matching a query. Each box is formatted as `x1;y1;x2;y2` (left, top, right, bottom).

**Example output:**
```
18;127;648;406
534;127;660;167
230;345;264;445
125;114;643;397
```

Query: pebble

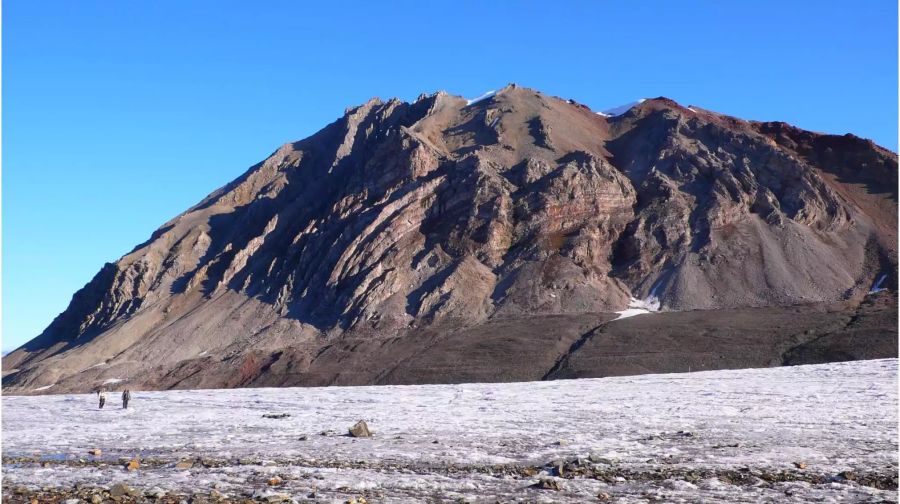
534;478;562;490
145;487;167;499
109;483;139;498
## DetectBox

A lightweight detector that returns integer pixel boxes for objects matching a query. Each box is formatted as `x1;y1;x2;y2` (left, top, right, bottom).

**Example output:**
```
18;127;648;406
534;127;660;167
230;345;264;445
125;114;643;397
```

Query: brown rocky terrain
3;85;896;393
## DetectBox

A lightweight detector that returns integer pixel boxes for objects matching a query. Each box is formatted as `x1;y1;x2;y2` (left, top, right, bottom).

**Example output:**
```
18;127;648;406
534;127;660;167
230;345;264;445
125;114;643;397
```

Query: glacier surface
3;359;897;502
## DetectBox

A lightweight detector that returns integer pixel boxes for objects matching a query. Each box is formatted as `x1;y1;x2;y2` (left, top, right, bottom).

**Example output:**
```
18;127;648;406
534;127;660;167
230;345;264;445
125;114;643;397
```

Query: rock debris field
3;359;898;503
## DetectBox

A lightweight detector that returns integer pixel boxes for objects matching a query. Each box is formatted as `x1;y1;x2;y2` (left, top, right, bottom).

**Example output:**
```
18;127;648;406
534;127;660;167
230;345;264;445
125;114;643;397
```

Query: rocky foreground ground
3;456;898;503
3;360;898;503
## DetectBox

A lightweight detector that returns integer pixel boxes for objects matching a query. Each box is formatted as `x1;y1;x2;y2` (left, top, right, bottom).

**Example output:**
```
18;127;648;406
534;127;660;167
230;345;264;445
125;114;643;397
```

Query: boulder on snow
348;420;371;438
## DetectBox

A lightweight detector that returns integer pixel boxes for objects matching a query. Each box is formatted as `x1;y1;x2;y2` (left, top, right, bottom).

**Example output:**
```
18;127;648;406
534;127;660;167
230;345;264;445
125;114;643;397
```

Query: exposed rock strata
4;86;896;393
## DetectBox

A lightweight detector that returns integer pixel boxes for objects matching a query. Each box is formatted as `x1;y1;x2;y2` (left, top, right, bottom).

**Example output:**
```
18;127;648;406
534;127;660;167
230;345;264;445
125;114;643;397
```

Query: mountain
4;85;897;393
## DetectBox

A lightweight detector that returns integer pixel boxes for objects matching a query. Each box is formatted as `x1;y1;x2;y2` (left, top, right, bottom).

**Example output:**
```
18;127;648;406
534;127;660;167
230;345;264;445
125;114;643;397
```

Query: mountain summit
4;85;897;393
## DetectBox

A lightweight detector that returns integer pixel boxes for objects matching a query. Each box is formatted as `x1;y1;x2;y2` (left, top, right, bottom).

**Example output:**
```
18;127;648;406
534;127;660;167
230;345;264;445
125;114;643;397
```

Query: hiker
122;389;131;409
98;390;106;409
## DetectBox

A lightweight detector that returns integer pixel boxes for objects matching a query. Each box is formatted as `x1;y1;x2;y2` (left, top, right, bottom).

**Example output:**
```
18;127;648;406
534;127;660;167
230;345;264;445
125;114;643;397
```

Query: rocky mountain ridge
4;85;896;393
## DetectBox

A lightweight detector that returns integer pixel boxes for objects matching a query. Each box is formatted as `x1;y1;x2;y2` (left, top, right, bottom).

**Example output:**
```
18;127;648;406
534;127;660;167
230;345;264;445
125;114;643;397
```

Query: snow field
3;359;897;502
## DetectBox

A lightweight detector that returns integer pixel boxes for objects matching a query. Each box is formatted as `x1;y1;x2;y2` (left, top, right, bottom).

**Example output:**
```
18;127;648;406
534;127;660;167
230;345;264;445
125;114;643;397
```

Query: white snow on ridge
614;282;662;321
2;359;896;502
32;385;53;391
613;307;650;319
466;90;496;106
101;378;123;385
597;98;647;117
613;295;661;320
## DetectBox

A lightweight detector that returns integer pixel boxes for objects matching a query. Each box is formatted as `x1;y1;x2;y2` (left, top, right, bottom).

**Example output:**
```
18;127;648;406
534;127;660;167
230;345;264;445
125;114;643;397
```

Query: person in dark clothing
122;389;131;409
98;390;106;409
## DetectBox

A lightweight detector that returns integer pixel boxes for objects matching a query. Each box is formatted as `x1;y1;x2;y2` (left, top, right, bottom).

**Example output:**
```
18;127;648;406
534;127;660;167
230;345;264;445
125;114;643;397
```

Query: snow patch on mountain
597;98;647;117
614;295;661;320
869;274;888;294
466;90;496;106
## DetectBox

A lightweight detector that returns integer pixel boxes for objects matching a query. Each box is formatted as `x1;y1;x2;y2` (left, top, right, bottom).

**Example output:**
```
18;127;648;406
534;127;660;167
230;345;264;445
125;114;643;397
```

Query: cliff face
4;86;896;393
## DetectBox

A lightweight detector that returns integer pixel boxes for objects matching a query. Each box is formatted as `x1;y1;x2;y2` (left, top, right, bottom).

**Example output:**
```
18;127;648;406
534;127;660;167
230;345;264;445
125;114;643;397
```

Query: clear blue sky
3;1;897;351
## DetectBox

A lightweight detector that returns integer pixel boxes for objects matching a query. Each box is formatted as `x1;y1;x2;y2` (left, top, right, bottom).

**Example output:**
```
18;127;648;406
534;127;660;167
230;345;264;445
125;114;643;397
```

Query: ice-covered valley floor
3;360;898;503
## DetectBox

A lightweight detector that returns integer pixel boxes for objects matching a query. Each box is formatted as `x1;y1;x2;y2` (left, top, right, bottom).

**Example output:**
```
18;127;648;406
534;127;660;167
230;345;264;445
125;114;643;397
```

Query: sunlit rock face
4;86;897;392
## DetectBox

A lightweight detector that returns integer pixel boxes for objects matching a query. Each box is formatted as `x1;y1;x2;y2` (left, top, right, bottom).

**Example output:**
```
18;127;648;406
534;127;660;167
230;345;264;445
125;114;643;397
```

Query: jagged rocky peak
4;86;896;393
